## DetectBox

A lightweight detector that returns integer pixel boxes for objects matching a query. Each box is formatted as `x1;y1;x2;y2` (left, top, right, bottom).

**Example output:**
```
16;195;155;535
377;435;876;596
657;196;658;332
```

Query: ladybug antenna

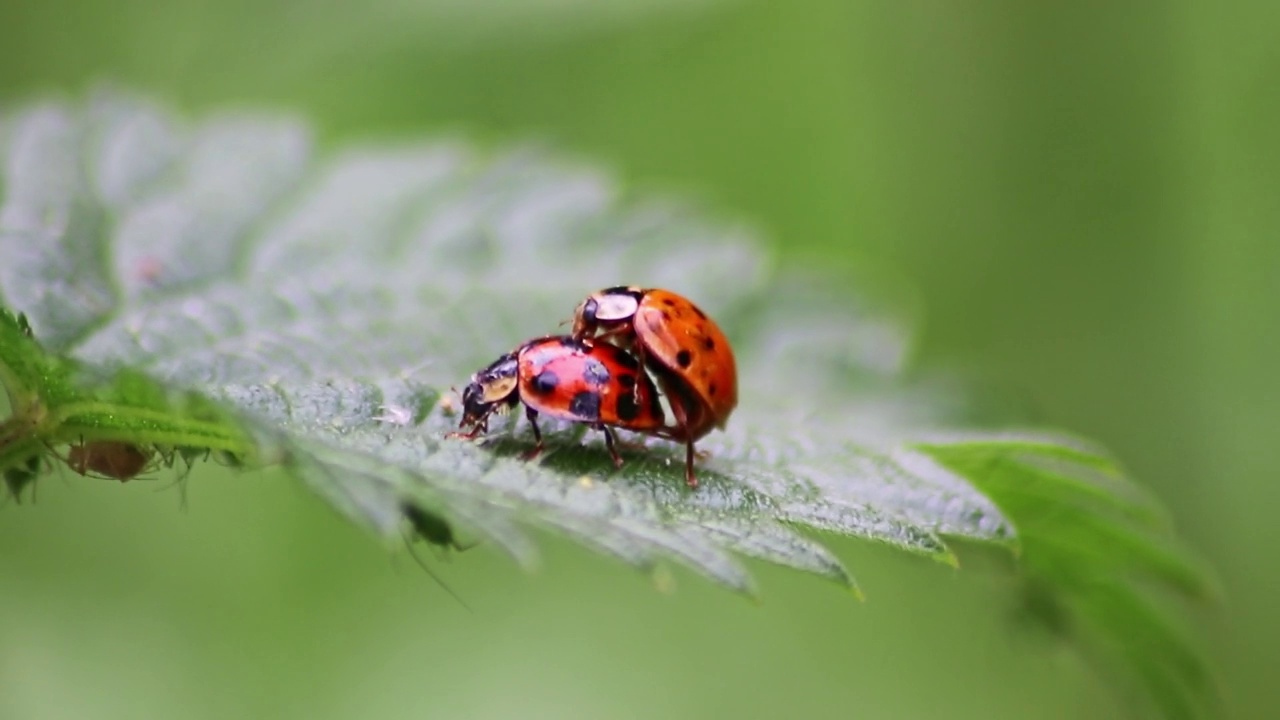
556;317;571;328
402;530;472;613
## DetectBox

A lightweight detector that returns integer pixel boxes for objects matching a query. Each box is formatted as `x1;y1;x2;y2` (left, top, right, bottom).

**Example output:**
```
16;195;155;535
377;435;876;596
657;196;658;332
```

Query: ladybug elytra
571;286;738;487
451;335;666;468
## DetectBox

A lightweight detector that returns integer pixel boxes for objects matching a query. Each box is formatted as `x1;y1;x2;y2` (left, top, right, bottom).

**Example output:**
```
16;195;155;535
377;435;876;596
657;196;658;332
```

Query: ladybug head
459;353;520;428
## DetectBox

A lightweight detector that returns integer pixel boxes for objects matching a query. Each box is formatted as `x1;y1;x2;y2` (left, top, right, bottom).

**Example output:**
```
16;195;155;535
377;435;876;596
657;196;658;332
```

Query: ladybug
571;287;737;487
450;335;665;468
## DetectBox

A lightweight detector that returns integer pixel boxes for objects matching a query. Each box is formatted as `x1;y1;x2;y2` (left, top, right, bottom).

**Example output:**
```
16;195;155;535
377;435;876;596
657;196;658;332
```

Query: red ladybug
571;287;737;488
450;336;665;467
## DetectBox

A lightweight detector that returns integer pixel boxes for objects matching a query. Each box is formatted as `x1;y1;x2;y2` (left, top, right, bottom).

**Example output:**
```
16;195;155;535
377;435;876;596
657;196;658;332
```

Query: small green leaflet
0;89;1216;718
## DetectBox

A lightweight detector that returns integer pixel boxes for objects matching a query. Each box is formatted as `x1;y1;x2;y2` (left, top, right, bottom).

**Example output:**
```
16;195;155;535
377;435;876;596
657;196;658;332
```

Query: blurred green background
2;1;1276;717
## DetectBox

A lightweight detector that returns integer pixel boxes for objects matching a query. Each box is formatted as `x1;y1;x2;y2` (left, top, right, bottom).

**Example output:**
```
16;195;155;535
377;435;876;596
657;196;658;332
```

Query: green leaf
0;89;1216;717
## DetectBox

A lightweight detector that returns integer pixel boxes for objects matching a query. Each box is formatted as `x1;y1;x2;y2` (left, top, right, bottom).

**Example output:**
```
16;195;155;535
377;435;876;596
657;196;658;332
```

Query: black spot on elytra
701;336;716;351
662;297;676;306
675;349;693;368
661;310;672;321
582;358;610;386
569;391;601;420
616;393;640;422
691;305;707;320
617;373;636;388
532;371;559;394
709;382;718;396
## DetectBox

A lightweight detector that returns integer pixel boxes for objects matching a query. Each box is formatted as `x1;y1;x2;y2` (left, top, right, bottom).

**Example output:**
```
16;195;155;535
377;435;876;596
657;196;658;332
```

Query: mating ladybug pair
449;287;737;488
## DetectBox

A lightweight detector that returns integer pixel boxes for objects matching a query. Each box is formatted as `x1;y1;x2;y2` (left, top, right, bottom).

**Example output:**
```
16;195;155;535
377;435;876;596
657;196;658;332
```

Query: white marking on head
593;293;639;322
480;375;519;403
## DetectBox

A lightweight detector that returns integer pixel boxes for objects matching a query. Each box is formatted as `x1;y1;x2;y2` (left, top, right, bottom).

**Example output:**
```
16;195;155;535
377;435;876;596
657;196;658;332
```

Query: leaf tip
936;549;961;569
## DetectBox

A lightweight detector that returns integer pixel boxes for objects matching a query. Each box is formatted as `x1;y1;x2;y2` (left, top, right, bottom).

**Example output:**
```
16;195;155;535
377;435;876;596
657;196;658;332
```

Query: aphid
374;404;414;426
209;449;247;468
450;335;665;468
1;398;49;502
147;445;200;510
3;454;45;504
402;502;471;552
571;287;738;487
401;502;472;610
65;440;154;482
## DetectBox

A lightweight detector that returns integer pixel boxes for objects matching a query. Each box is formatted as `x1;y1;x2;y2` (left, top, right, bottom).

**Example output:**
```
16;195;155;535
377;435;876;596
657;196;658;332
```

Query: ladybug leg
683;439;697;488
666;397;699;489
600;425;624;469
70;435;89;476
446;417;488;441
446;408;494;441
630;342;650;405
593;325;633;344
520;406;545;462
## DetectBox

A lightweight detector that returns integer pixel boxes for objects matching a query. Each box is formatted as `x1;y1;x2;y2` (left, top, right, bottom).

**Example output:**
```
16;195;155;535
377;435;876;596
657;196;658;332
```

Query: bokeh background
2;1;1276;717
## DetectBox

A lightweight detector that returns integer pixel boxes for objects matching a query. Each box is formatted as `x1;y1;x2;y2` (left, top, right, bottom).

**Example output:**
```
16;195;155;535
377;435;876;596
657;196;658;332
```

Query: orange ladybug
451;336;665;467
571;287;737;487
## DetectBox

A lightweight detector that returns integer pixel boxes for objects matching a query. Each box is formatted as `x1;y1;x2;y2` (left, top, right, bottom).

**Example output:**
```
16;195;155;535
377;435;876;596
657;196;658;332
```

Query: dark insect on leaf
3;453;44;503
400;502;473;611
65;440;154;482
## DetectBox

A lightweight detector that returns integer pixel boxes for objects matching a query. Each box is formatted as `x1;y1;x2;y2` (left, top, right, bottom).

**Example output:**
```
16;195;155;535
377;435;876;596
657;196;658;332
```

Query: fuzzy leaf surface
0;90;1215;718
